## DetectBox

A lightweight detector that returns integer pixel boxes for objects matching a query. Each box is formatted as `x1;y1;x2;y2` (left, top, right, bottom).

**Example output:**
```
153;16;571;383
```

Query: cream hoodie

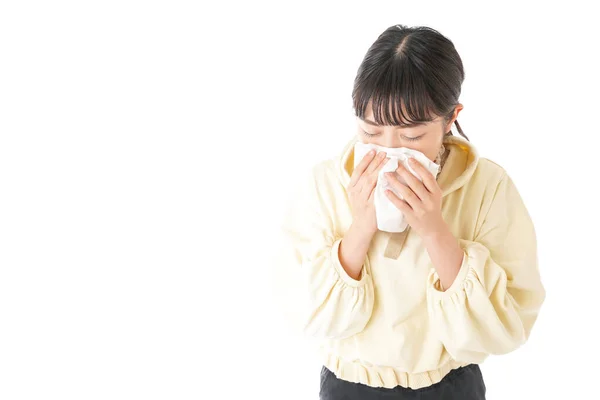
272;134;546;389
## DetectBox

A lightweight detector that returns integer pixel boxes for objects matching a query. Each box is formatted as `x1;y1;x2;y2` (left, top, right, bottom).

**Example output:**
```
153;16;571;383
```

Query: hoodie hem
321;352;470;389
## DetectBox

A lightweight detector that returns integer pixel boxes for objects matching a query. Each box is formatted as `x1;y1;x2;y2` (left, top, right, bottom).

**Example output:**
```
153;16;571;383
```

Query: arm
274;165;375;340
339;221;377;280
426;172;546;363
422;228;465;291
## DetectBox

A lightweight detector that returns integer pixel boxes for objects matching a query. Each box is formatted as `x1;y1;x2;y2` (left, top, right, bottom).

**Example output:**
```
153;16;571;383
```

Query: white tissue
353;141;441;233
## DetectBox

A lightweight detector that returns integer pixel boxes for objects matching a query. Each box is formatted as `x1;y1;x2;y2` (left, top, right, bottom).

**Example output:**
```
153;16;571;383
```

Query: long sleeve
272;164;375;340
426;172;546;363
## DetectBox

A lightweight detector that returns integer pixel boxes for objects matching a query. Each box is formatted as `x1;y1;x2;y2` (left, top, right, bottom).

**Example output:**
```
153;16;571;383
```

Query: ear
445;104;464;132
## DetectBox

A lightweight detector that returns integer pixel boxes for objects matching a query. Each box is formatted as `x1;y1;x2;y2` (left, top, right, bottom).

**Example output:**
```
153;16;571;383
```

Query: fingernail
369;150;376;155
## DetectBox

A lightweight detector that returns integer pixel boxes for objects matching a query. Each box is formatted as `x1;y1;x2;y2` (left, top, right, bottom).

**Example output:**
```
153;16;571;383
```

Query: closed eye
361;130;380;138
361;129;424;141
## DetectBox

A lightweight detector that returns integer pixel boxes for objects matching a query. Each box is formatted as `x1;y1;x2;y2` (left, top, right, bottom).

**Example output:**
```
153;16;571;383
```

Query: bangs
352;57;438;126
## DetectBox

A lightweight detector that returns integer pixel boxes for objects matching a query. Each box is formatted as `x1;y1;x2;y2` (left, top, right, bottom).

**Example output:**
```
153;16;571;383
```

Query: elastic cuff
428;248;471;300
330;238;370;288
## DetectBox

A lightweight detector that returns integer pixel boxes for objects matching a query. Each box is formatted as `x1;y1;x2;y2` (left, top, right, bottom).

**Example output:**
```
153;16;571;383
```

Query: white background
1;1;599;399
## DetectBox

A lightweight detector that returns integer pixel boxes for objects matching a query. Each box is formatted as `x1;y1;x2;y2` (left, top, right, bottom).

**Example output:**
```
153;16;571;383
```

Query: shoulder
471;157;528;215
288;158;340;207
462;158;514;221
305;158;340;189
470;157;510;195
474;157;508;182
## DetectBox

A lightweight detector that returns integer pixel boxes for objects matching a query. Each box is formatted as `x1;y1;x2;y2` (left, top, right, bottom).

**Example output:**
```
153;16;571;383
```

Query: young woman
275;24;546;400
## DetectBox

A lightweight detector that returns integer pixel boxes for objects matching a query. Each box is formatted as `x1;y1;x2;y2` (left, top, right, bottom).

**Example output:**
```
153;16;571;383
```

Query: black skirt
319;364;486;400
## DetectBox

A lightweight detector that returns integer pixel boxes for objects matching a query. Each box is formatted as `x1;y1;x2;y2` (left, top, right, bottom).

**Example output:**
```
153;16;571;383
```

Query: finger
349;150;376;187
361;154;388;197
385;172;421;209
365;151;388;175
408;158;438;193
377;157;390;172
395;163;428;201
366;158;390;200
385;189;412;213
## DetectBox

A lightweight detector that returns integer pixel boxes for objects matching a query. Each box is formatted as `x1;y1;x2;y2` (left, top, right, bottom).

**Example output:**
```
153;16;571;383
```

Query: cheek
419;146;437;161
356;130;381;145
411;140;441;162
355;128;369;143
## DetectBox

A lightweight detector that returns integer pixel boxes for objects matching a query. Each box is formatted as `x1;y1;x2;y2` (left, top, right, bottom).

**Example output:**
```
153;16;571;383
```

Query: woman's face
356;103;463;162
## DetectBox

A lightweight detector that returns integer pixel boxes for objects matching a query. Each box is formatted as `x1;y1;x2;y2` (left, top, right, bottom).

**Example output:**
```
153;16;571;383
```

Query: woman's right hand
347;149;389;236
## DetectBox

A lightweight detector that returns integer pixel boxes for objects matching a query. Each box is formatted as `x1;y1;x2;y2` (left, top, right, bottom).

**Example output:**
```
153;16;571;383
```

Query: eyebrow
362;118;428;128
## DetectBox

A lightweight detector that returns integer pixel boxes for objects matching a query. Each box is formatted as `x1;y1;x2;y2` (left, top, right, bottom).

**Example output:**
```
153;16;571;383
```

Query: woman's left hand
384;158;447;239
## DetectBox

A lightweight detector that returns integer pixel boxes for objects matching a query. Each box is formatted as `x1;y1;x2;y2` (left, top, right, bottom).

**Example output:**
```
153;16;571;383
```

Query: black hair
352;24;469;140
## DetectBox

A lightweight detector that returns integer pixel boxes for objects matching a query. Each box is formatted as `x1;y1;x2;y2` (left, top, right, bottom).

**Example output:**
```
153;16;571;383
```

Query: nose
376;129;403;148
380;137;402;148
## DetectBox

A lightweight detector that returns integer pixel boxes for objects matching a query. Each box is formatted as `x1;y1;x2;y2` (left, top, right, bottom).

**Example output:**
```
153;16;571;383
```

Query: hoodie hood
337;133;479;197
